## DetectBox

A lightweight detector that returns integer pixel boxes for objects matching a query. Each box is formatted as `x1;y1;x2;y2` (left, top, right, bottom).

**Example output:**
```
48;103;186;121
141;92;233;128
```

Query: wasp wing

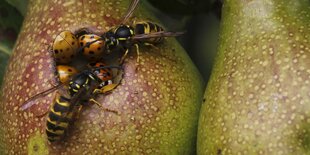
53;86;87;126
20;83;64;111
132;31;185;40
122;0;140;24
68;87;87;111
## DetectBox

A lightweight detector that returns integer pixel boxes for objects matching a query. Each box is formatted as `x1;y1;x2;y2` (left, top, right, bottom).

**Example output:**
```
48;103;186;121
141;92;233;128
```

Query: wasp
21;63;122;142
80;0;184;63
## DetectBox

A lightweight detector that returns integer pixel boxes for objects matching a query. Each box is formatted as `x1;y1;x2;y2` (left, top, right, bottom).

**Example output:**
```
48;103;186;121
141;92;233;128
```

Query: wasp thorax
115;25;134;40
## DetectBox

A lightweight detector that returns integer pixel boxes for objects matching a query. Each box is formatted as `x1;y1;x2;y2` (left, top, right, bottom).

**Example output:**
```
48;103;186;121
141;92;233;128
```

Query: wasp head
104;31;118;53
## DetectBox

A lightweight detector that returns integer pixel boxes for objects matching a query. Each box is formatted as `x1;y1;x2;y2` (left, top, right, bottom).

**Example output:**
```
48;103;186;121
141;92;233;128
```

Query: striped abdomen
134;21;164;44
46;96;74;142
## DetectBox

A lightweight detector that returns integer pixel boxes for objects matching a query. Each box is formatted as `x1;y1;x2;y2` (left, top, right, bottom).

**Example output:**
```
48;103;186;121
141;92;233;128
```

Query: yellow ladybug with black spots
56;65;78;83
52;31;79;64
78;34;105;61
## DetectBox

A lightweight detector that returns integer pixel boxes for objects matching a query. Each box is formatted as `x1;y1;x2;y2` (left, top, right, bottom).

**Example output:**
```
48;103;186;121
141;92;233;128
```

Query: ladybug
79;34;105;61
56;65;78;83
87;61;118;94
87;62;113;82
52;31;79;64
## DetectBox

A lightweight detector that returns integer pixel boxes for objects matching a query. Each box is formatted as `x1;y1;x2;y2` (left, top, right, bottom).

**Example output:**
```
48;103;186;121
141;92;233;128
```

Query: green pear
198;0;310;154
0;0;204;154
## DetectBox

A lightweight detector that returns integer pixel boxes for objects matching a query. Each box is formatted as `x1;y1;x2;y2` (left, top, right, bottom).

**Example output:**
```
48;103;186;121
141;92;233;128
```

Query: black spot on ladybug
54;50;59;54
81;36;85;40
89;51;95;54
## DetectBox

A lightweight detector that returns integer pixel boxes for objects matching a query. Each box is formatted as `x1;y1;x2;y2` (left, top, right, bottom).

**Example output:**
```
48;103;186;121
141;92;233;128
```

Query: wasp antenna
20;83;64;111
122;0;140;24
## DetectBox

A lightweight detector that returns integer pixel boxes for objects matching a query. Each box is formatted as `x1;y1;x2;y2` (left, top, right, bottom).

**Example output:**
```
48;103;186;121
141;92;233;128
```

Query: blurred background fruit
198;0;310;154
0;0;24;87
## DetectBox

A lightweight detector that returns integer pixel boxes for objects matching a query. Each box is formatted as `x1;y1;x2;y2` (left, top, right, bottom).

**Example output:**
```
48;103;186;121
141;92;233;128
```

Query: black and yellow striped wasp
81;0;184;63
20;63;121;142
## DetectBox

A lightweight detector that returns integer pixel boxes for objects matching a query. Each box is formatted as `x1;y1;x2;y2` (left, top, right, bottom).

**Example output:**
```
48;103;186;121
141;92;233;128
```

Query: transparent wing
67;87;87;111
20;83;64;110
122;0;140;24
132;31;185;40
54;87;87;126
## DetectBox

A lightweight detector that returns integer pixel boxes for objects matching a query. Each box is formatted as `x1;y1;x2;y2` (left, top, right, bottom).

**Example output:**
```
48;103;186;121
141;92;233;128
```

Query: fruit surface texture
0;0;204;154
197;0;310;154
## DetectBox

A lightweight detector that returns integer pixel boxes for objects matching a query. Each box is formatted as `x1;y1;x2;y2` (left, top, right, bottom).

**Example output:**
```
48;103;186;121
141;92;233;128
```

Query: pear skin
0;0;204;154
198;0;310;154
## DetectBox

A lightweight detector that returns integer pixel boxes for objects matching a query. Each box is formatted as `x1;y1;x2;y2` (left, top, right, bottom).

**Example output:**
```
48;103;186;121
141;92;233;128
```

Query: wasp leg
144;42;159;50
120;48;129;64
93;84;118;95
89;98;119;114
134;44;140;63
73;105;83;120
120;43;140;63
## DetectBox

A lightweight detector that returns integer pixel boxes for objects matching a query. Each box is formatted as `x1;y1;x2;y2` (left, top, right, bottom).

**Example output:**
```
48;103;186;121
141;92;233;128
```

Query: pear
198;0;310;154
0;0;204;154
